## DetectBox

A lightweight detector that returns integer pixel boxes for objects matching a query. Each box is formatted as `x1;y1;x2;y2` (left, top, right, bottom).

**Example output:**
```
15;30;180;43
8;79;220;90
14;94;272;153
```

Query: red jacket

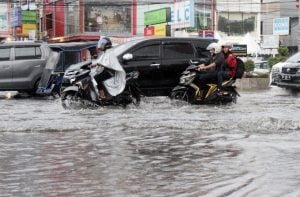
225;54;237;77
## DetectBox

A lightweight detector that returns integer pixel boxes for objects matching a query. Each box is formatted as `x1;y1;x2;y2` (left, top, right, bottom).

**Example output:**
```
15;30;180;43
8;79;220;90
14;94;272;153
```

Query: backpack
235;58;245;79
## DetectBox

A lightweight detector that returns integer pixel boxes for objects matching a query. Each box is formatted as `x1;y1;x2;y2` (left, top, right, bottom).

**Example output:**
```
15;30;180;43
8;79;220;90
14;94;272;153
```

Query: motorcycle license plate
282;74;291;80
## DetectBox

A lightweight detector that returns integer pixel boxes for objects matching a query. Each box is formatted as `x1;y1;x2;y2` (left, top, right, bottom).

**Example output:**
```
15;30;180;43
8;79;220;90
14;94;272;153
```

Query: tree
268;47;289;68
244;60;255;72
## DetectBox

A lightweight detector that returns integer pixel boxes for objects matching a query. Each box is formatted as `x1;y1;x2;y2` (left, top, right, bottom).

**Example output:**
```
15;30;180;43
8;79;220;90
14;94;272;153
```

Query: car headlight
272;67;279;72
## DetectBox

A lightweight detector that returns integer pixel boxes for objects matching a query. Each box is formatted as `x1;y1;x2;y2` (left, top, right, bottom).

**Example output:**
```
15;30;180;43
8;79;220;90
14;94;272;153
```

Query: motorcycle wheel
231;92;237;103
170;90;189;102
131;91;141;106
61;91;84;109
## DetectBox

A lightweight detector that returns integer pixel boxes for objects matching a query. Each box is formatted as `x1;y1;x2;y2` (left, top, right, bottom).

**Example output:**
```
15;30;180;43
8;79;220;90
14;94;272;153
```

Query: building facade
260;0;299;54
1;0;299;54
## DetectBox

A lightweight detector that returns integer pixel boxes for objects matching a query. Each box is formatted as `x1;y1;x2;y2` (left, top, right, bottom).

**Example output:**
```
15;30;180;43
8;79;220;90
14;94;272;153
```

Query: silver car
0;41;50;94
276;52;300;90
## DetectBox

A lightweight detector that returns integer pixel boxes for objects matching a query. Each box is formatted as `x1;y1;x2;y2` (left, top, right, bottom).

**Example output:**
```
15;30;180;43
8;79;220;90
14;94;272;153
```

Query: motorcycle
60;60;141;109
170;61;240;104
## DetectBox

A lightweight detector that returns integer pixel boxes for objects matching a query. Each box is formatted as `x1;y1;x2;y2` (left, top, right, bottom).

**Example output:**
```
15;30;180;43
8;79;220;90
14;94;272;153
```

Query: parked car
271;52;300;90
0;41;50;94
254;60;269;74
112;37;214;96
36;42;97;96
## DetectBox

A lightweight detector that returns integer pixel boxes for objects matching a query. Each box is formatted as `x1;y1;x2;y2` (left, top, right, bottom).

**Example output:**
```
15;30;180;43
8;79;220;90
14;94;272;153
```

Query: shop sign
22;10;37;24
232;44;247;57
22;23;36;36
199;30;214;39
144;8;171;26
144;25;170;36
144;26;155;36
273;17;290;36
171;0;195;29
155;24;170;36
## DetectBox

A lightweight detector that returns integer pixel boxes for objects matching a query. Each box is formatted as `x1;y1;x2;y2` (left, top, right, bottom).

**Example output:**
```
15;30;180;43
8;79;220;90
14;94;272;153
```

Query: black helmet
98;37;112;49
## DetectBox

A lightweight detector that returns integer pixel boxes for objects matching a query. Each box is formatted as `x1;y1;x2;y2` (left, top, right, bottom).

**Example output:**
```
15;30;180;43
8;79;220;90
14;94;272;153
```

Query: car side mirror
123;53;133;61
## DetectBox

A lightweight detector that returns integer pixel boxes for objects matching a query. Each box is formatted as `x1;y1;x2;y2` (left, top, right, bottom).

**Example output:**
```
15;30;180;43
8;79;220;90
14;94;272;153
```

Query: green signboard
144;8;171;26
22;10;36;24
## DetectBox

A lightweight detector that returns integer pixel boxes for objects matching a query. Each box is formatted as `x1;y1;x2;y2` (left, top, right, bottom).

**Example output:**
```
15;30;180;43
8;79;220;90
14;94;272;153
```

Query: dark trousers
198;71;218;89
217;71;231;89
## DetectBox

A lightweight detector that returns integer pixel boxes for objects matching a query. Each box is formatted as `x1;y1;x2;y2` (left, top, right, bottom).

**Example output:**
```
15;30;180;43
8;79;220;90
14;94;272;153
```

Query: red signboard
199;30;214;39
144;26;155;36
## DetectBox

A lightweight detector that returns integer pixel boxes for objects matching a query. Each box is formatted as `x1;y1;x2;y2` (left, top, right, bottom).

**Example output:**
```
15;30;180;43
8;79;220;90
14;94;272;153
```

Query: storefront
43;0;136;43
137;0;215;37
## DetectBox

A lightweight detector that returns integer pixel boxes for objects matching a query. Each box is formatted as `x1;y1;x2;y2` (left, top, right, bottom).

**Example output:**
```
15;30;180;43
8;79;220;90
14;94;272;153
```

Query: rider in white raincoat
90;37;126;99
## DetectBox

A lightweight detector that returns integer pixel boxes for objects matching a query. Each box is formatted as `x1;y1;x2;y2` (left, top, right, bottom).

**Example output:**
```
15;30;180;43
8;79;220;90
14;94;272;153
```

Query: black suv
113;37;214;96
0;41;50;94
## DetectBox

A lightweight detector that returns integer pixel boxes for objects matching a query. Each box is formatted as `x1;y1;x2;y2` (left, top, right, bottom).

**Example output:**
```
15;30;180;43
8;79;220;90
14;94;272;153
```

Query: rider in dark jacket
197;43;224;84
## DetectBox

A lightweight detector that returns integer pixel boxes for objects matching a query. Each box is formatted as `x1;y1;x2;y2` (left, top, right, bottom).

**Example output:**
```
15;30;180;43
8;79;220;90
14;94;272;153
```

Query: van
0;41;50;94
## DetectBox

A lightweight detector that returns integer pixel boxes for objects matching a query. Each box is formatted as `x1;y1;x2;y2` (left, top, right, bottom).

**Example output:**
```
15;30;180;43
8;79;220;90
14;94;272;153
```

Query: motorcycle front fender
62;86;79;93
172;85;188;92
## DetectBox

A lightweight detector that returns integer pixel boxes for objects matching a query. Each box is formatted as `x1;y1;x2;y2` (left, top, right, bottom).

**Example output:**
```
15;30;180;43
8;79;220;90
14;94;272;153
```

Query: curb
235;78;270;90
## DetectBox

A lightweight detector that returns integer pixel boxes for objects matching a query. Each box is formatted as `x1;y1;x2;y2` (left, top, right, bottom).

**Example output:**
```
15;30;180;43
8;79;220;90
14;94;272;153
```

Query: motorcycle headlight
180;78;185;84
70;77;76;84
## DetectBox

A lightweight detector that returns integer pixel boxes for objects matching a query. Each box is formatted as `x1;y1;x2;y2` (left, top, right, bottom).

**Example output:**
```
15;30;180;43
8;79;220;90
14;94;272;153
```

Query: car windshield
113;39;144;56
286;52;300;63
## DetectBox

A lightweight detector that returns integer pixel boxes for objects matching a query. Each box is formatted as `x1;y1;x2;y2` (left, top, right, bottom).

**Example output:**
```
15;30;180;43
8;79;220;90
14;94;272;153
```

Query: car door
0;47;13;89
160;41;196;91
12;45;46;89
121;40;162;94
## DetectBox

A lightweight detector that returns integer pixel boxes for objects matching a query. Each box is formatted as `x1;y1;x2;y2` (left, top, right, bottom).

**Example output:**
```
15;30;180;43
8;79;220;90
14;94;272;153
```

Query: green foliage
267;47;289;68
244;60;255;72
278;47;289;56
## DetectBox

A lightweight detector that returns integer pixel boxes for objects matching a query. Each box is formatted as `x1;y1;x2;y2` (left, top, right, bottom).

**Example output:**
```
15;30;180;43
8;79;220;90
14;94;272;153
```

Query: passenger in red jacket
217;43;237;94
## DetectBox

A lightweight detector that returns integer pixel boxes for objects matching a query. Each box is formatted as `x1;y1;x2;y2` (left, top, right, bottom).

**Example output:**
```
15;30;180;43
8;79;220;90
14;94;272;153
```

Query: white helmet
206;42;222;53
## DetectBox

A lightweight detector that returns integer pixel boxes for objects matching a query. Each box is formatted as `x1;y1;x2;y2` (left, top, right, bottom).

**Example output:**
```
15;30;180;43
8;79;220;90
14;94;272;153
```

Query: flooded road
0;87;299;196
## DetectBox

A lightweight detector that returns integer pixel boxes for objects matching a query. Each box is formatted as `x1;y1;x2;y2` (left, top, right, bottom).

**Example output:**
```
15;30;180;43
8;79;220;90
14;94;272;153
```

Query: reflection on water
0;87;299;196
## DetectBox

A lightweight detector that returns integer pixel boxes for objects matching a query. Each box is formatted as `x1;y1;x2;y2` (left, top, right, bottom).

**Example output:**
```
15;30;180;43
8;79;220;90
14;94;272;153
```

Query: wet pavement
0;87;299;196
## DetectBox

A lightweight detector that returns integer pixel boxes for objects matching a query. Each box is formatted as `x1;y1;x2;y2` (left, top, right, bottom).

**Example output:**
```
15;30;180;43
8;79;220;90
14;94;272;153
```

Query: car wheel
27;79;41;96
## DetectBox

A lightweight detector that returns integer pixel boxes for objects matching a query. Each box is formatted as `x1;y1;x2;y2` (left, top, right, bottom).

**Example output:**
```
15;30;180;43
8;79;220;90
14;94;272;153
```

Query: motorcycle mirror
123;53;133;61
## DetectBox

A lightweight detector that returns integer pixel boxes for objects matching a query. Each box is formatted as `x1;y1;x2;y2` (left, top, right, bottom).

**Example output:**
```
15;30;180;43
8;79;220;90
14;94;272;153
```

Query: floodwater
0;87;299;196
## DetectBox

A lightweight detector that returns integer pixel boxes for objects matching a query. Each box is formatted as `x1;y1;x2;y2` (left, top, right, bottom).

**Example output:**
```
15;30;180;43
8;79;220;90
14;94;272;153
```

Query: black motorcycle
60;60;141;109
170;61;240;104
